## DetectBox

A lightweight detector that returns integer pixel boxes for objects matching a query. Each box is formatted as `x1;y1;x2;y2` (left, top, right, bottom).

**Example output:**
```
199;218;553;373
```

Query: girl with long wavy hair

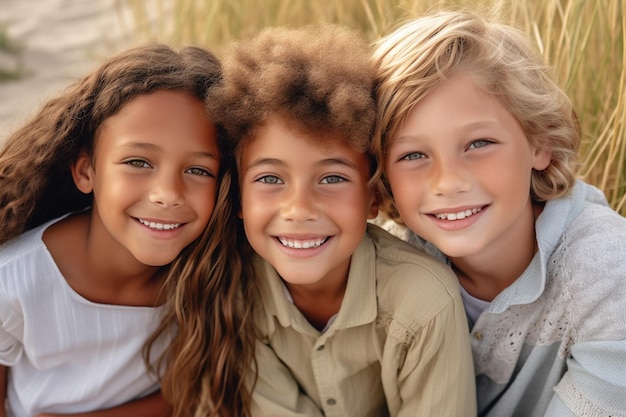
0;43;256;417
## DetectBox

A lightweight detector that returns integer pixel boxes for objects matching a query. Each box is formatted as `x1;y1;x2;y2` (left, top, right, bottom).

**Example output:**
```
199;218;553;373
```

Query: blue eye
468;139;491;149
257;175;283;184
321;175;346;184
400;152;425;161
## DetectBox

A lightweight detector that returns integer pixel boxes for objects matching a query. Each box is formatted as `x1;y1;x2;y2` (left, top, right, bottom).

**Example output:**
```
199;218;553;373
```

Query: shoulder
550;190;626;283
558;198;626;264
548;197;626;339
0;213;81;271
367;223;457;290
0;222;60;303
0;226;51;325
0;225;46;268
542;181;626;270
366;224;461;325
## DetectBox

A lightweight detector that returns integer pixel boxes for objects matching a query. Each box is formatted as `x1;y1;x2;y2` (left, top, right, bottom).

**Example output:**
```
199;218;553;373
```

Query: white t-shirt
459;284;490;328
0;217;170;417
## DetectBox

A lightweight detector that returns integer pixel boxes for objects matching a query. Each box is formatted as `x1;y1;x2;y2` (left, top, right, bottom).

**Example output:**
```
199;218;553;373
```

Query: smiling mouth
278;237;329;249
434;207;482;221
137;218;182;230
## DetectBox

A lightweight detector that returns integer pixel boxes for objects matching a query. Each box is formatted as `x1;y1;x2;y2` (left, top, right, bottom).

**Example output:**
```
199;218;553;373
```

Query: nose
280;183;318;222
149;173;184;207
430;158;471;196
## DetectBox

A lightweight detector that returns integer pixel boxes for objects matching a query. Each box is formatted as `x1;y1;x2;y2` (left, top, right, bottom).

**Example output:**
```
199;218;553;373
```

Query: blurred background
1;0;624;215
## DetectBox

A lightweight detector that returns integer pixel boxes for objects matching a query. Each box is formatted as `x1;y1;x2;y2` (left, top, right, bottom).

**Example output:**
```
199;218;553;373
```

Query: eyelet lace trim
555;373;626;417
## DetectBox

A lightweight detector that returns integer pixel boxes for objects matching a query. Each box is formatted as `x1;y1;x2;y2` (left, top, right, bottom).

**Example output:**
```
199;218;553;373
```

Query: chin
438;245;479;260
135;253;178;267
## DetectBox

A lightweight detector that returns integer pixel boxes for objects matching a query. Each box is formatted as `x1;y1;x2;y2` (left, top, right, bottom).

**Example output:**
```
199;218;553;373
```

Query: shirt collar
489;180;589;311
255;231;378;334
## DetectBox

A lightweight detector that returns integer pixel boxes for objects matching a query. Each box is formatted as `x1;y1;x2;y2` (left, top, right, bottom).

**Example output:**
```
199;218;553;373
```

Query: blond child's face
73;90;220;267
384;72;550;262
239;117;378;289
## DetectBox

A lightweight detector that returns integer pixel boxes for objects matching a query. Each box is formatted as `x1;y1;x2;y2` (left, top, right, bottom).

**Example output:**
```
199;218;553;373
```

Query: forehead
95;90;218;155
393;72;519;139
240;117;370;170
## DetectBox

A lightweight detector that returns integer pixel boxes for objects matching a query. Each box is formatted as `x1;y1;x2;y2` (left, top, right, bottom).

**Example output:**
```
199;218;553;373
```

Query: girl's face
74;90;220;267
384;72;550;264
238;117;378;290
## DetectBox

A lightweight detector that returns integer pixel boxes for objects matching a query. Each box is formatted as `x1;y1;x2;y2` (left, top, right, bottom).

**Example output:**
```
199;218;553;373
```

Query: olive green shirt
251;224;476;417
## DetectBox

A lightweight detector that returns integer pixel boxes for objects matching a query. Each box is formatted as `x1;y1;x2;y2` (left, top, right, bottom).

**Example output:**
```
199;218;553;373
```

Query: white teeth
138;218;181;230
278;237;327;249
435;207;481;221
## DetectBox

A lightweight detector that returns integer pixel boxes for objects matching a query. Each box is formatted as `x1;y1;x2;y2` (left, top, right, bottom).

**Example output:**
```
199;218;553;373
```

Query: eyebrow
245;156;359;170
118;142;218;160
394;120;502;143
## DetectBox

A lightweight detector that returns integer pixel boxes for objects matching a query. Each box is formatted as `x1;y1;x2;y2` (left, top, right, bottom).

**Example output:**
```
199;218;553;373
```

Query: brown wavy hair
0;43;256;416
372;10;580;221
147;161;257;417
0;44;220;245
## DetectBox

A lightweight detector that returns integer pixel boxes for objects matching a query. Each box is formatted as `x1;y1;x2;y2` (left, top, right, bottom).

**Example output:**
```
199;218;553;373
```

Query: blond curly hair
372;10;580;220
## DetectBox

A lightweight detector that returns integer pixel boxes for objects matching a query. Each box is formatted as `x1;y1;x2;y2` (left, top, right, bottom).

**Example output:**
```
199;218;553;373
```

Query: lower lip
429;207;486;232
274;237;330;258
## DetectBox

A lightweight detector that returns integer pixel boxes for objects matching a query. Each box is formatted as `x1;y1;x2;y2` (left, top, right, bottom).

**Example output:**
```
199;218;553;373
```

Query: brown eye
186;167;213;177
127;159;151;168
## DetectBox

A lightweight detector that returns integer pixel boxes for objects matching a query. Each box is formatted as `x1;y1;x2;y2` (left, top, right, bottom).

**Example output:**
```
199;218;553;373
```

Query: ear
71;152;95;194
367;190;380;220
533;147;552;171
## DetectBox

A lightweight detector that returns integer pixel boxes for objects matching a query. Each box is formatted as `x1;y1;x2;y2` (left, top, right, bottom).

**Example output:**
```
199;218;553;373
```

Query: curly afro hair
207;24;376;155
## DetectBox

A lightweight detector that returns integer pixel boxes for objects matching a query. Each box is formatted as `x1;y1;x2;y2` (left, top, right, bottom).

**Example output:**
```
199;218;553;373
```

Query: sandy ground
0;0;142;145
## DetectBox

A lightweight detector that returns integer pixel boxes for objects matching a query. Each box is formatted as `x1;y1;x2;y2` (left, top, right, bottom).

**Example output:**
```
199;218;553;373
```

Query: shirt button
326;398;336;405
472;331;483;340
316;345;325;351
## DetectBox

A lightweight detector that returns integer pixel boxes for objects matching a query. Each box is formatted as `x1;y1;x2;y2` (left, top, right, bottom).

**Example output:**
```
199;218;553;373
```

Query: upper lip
135;217;184;229
427;205;485;215
274;233;330;239
276;235;330;249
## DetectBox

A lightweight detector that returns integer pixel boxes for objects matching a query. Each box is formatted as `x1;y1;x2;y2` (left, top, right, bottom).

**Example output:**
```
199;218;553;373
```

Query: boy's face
239;117;378;289
73;90;220;268
384;72;551;262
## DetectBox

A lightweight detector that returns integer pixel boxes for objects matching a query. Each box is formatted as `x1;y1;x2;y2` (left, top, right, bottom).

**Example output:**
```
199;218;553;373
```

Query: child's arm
35;391;171;417
251;341;324;417
0;365;7;417
540;213;626;416
396;296;476;417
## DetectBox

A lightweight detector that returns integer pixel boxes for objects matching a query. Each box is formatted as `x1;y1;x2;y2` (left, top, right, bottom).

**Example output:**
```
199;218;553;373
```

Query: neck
286;278;347;331
45;211;163;307
452;202;542;302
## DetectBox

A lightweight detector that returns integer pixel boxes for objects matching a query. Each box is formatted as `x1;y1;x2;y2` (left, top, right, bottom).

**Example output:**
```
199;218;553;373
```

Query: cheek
240;191;272;226
94;172;133;202
483;159;533;202
192;184;219;218
239;188;258;218
386;171;416;207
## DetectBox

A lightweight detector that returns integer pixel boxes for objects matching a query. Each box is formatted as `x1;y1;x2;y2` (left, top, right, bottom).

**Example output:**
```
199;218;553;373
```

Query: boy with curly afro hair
207;24;476;417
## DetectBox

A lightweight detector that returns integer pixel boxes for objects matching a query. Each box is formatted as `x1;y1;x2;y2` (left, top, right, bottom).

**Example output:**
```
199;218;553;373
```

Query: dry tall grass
117;0;626;216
